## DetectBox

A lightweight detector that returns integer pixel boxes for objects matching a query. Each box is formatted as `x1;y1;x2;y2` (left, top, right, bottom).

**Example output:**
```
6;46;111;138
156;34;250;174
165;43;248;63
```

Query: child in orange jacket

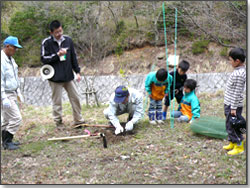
145;68;172;124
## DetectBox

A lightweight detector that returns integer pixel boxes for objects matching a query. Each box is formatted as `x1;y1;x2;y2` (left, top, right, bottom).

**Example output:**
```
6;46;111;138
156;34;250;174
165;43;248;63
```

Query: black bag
230;116;246;134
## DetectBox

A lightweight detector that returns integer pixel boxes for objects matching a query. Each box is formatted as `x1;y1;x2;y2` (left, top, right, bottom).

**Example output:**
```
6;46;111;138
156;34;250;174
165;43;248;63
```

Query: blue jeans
171;111;189;122
148;98;163;121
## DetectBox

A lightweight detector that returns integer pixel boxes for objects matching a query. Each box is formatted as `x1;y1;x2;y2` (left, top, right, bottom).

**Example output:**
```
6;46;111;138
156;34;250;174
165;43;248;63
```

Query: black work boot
3;131;19;150
2;130;20;146
2;130;6;144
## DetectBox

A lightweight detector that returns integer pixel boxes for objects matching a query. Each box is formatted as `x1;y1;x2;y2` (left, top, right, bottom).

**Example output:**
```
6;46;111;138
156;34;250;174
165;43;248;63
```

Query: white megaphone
40;64;55;81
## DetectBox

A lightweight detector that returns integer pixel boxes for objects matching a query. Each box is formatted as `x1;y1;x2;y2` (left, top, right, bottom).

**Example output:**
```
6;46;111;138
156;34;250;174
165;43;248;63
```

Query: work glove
115;124;124;135
2;98;11;109
17;89;24;103
125;121;133;131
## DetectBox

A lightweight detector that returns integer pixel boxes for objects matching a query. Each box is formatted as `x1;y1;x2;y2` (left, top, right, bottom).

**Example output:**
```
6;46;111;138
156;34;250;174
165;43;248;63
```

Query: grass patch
1;92;247;184
192;39;210;55
20;141;48;155
220;47;228;57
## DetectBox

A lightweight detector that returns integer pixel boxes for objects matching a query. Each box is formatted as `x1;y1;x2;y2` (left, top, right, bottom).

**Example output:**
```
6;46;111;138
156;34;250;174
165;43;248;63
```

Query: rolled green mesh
190;116;228;139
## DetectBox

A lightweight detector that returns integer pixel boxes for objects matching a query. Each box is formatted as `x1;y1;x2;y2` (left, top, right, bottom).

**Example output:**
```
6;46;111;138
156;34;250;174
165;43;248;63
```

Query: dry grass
1;91;246;184
18;42;232;77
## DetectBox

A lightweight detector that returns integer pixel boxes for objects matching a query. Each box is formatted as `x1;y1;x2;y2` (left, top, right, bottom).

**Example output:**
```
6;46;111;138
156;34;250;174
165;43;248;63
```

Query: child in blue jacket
171;79;200;122
145;68;172;124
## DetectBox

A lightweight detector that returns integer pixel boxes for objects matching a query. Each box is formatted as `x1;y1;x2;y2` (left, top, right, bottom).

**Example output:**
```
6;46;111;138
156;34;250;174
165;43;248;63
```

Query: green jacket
145;71;172;100
178;90;200;120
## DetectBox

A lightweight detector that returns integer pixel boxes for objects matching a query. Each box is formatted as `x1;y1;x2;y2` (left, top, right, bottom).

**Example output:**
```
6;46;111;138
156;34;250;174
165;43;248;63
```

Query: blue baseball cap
3;36;22;48
114;86;129;103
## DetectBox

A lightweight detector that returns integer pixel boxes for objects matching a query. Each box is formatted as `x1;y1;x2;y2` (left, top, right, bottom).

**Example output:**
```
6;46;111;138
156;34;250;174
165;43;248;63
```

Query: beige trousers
1;92;22;135
48;80;84;123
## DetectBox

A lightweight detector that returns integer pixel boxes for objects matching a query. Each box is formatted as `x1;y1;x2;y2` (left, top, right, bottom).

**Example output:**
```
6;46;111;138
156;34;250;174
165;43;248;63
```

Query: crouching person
1;36;23;150
103;86;144;135
171;79;200;123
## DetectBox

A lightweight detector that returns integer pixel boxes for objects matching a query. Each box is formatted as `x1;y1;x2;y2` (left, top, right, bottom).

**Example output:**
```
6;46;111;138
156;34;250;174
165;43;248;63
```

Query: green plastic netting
190;116;228;139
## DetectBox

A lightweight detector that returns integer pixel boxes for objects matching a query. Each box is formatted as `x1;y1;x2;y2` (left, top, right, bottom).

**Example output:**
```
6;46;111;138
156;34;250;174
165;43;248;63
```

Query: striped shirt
224;65;246;109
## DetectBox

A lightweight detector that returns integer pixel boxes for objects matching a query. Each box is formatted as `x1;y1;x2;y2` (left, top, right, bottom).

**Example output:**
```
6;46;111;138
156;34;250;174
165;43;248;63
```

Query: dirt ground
1;91;247;184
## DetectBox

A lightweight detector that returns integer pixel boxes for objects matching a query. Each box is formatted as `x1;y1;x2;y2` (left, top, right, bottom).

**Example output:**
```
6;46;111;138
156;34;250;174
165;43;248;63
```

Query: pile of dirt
100;122;136;145
48;122;135;147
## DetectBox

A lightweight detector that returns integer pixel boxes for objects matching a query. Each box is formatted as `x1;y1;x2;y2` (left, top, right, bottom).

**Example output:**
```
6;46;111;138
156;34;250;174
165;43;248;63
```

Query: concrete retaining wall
20;72;232;106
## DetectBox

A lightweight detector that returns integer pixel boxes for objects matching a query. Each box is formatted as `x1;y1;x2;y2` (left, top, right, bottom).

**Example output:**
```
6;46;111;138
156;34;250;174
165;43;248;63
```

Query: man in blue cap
1;36;24;150
103;86;144;135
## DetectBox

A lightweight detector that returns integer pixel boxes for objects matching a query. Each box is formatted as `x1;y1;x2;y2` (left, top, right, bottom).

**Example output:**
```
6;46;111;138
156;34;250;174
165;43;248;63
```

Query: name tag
60;55;66;61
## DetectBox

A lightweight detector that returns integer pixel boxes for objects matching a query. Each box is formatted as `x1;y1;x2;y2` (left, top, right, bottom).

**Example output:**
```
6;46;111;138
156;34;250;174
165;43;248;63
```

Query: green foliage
220;47;228;57
6;3;74;67
13;41;41;67
7;6;48;66
9;7;39;41
157;6;187;37
0;31;9;46
146;32;155;41
113;20;129;56
115;43;124;56
218;36;231;45
119;68;125;77
2;1;244;68
116;20;126;35
178;27;191;37
231;1;246;10
1;1;23;34
220;39;231;45
191;39;210;55
158;6;175;29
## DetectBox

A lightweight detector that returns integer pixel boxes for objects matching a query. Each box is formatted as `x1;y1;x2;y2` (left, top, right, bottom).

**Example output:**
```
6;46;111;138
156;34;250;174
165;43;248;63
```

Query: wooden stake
73;123;113;129
48;133;100;141
86;88;89;106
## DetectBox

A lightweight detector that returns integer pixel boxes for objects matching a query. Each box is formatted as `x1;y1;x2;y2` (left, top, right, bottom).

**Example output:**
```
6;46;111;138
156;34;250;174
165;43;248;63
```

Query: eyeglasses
52;28;63;36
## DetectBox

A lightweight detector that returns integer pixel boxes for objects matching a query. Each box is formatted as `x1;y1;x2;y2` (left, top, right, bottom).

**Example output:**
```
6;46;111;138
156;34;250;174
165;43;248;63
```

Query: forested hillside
1;1;247;74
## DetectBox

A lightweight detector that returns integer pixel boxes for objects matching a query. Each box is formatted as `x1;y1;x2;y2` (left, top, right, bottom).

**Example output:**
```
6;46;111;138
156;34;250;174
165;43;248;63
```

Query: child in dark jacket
145;68;172;125
223;47;246;155
171;79;200;122
163;60;190;120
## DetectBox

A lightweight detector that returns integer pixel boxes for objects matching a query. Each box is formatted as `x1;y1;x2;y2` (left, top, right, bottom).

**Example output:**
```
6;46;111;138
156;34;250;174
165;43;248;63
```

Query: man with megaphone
41;20;85;127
